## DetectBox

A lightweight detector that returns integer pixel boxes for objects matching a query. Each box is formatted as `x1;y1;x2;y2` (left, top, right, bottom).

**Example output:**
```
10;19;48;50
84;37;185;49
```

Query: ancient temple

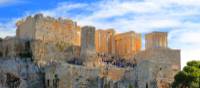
112;31;142;59
95;30;142;59
145;32;168;49
95;29;115;54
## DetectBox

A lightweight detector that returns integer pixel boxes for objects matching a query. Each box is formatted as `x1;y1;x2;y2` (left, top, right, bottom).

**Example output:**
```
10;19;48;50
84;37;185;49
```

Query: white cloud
85;1;161;19
40;3;87;17
181;49;200;67
169;29;200;68
0;0;25;6
0;0;13;4
0;18;17;38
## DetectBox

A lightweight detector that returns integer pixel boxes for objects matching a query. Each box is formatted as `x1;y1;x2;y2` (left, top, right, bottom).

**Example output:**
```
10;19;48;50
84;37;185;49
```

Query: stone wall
16;14;81;65
16;16;36;40
134;48;181;88
34;14;81;45
0;37;31;58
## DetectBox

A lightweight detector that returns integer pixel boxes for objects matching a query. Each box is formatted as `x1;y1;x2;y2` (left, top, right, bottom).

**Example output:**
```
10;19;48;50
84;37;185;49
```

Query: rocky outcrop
0;58;44;88
44;63;135;88
0;37;32;58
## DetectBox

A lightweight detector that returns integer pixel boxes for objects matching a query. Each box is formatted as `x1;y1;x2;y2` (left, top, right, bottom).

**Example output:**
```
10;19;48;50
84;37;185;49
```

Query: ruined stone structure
95;30;142;59
95;29;115;54
16;14;81;65
145;32;168;49
113;32;141;59
0;58;44;88
0;37;32;58
0;14;181;88
80;26;96;66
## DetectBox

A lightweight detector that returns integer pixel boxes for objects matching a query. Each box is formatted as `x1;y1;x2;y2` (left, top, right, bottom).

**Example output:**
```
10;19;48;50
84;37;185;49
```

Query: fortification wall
16;14;81;65
34;14;81;45
134;48;181;88
0;37;31;58
16;16;36;40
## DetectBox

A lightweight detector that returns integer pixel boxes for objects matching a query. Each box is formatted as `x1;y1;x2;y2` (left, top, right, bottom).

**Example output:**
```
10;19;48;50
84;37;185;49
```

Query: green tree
172;60;200;88
128;84;134;88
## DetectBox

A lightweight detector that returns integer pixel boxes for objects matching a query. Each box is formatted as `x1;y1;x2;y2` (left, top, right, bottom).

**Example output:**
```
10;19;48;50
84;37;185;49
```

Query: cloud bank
0;0;25;6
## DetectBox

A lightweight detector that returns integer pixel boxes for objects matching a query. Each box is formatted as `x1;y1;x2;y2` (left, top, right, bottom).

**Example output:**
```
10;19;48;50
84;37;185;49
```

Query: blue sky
0;0;200;68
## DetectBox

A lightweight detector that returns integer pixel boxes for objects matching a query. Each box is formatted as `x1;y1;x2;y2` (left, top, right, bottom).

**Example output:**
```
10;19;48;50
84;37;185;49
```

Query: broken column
80;26;96;66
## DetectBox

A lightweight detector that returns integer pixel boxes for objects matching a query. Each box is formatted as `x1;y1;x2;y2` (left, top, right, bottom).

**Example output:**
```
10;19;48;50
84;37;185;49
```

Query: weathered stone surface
133;48;181;88
134;48;181;67
0;37;32;58
44;63;135;88
16;14;81;66
0;58;44;88
44;63;99;88
80;26;96;65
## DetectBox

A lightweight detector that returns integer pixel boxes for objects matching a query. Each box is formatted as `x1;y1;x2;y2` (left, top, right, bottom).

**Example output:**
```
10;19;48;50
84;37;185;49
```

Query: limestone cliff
0;58;44;88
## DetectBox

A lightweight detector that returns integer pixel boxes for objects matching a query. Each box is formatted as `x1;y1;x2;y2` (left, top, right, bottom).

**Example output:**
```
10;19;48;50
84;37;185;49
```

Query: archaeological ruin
0;14;181;88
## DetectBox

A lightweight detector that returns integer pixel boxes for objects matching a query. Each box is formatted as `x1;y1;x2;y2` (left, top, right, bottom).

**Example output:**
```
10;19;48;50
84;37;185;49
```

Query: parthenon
95;29;142;59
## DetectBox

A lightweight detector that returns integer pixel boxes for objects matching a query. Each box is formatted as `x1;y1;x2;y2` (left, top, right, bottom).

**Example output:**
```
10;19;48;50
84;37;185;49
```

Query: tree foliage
128;84;134;88
172;60;200;88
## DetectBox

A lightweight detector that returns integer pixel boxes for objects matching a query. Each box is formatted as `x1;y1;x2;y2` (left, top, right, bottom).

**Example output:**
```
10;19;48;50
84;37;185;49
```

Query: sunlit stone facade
95;30;142;59
112;31;142;59
95;29;115;54
145;32;168;49
16;14;81;65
